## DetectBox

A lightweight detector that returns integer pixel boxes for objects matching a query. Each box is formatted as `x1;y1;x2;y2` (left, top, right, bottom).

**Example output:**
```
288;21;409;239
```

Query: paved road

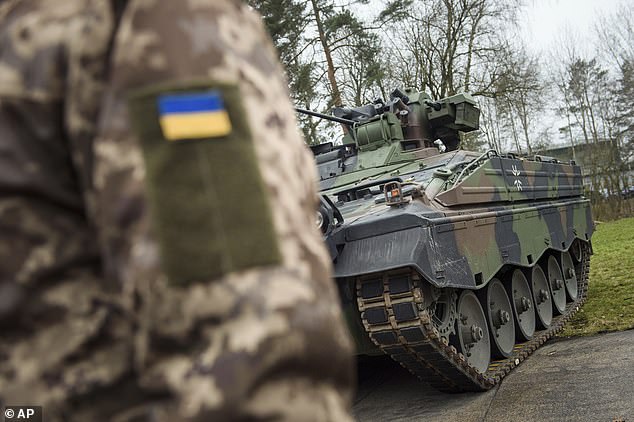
354;330;634;422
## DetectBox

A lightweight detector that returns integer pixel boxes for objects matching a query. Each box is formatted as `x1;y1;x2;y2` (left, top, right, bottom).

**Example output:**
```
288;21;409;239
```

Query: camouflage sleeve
92;0;355;421
0;0;130;415
0;0;353;420
0;0;104;297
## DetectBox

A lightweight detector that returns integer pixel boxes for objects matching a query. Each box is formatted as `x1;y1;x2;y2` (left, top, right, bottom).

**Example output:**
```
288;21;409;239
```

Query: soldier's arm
92;0;355;420
0;0;133;412
0;1;105;322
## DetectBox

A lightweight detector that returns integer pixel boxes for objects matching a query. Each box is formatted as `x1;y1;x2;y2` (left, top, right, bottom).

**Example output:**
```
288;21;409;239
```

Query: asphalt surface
354;330;634;422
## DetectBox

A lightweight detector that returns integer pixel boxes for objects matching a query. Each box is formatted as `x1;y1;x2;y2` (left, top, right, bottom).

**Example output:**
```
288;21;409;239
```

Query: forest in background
248;0;633;219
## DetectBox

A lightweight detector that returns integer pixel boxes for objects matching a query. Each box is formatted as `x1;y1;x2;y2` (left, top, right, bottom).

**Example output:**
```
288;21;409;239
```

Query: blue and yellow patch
127;82;281;285
157;91;232;140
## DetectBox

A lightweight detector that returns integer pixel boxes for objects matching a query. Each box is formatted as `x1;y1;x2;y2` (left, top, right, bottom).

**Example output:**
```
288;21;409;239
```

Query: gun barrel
295;108;356;126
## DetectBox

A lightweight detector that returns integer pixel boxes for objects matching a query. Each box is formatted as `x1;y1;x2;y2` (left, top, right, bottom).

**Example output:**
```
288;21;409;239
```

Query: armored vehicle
300;88;593;392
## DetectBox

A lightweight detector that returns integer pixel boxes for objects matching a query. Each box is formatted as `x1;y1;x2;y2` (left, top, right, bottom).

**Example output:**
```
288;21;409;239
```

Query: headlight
317;195;342;236
316;210;325;230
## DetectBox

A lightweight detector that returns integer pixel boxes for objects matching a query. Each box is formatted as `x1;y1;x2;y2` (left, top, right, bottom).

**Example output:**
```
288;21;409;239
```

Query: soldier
0;0;354;420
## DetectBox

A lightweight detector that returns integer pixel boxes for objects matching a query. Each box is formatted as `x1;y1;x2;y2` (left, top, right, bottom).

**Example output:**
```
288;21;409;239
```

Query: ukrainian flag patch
127;82;282;285
157;90;232;140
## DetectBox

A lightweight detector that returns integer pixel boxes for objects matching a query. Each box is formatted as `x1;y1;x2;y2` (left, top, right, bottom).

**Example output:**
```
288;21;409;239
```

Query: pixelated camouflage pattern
0;0;354;420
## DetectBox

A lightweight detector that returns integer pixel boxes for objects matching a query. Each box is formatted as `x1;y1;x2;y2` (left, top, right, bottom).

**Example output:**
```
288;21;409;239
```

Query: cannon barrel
295;107;357;126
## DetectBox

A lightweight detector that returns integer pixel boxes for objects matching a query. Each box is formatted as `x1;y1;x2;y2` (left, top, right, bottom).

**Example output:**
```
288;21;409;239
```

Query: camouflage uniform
0;0;354;420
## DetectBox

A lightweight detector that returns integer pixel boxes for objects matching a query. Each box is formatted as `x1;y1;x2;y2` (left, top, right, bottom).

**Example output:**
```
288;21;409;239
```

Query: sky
518;1;624;145
520;0;621;53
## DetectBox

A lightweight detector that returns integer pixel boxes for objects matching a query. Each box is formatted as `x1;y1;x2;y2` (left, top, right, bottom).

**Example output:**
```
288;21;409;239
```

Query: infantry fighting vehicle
299;88;593;391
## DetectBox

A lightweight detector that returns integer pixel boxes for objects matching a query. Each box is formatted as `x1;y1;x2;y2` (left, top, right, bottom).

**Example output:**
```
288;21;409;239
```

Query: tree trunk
464;2;484;92
310;0;342;107
517;100;533;155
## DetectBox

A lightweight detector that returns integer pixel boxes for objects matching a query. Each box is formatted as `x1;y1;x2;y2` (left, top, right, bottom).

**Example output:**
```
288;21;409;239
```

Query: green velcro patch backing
128;81;282;285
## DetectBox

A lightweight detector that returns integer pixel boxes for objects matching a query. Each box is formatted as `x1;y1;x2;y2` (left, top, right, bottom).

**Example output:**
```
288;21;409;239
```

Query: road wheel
546;255;567;315
478;278;515;358
561;251;579;301
453;290;491;373
530;265;553;329
506;269;535;342
570;240;583;263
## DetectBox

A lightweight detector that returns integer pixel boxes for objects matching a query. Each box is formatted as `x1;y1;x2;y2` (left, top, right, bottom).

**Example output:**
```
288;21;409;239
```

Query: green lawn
560;217;634;337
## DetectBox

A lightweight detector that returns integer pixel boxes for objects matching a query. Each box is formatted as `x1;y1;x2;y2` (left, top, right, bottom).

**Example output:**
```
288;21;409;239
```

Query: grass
559;216;634;337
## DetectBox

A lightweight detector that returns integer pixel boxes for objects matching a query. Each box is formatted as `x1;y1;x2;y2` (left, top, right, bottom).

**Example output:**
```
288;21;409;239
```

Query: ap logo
3;406;42;422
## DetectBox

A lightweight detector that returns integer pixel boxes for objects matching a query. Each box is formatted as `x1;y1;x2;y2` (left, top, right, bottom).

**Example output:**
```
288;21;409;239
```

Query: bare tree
496;49;545;155
595;2;634;70
378;0;521;98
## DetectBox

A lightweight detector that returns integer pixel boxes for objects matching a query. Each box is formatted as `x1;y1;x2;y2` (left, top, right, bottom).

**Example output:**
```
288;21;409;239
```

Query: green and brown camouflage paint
311;91;593;355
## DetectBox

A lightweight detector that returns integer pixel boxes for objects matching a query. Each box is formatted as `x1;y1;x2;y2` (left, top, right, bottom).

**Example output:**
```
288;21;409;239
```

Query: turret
297;88;480;180
331;88;479;150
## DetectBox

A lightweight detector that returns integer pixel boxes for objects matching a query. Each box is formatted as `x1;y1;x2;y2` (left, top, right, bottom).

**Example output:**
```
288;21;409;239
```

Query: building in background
536;140;634;199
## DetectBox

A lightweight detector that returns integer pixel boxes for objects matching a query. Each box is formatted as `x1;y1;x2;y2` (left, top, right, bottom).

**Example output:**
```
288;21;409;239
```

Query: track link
356;243;591;392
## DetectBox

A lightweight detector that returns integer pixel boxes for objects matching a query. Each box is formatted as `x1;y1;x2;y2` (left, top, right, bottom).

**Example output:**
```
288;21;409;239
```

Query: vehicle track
355;242;590;392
